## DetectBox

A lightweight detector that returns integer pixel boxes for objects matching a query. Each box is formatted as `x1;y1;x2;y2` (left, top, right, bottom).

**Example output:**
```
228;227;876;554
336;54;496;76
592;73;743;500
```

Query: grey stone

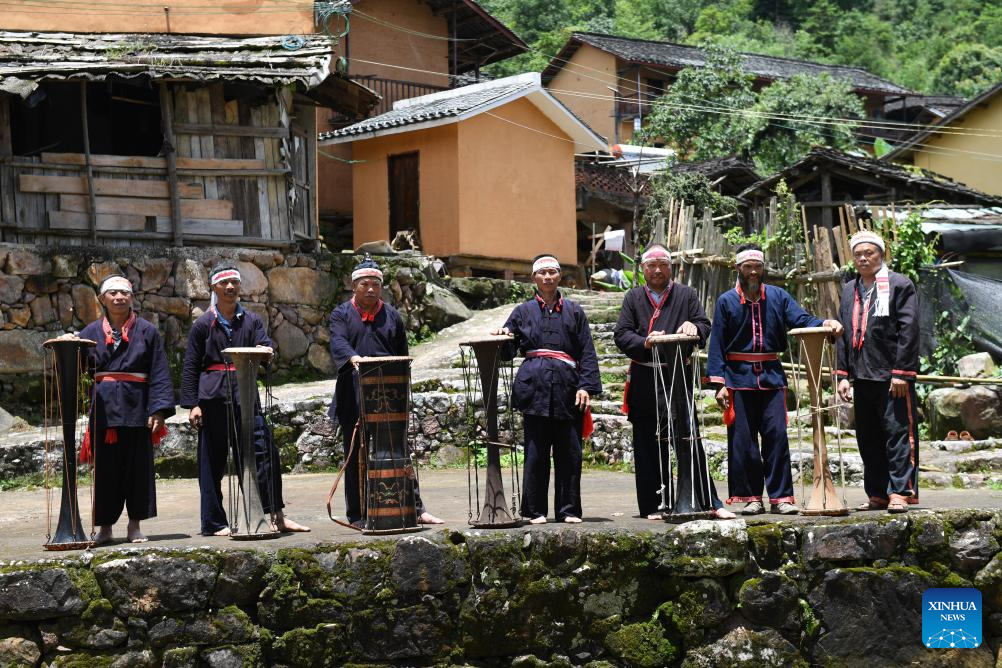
5;250;51;276
111;650;157;668
423;282;473;330
148;608;257;649
138;258;172;292
234;260;267;296
51;255;79;278
928;386;1002;440
95;555;217;617
201;645;259;668
30;295;55;326
267;267;337;306
86;261;121;287
0;636;41;666
738;570;801;630
174;260;209;300
211;551;272;608
655;519;747;577
801;520;908;564
0;273;24;304
40;599;129;650
307;343;336;374
681;627;804;668
0;569;85;621
0;330;49;374
56;292;73;328
958;352;996;378
242;301;269;329
71;284;102;325
273;321;309;362
949;521;999;574
809;567;935;666
671;578;732;641
25;274;58;294
391;536;466;596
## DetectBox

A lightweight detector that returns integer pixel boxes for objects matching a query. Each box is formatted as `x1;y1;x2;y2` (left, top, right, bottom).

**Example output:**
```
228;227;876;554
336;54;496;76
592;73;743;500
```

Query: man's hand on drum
676;321;698;337
188;406;203;431
644;330;665;349
715;387;730;410
490;327;511;336
822;319;844;337
575;389;590;411
350;355;363;370
837;379;853;403
889;378;909;399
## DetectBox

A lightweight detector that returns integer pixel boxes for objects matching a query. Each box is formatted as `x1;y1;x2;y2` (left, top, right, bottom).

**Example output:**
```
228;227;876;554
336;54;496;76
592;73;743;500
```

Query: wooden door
388;152;419;238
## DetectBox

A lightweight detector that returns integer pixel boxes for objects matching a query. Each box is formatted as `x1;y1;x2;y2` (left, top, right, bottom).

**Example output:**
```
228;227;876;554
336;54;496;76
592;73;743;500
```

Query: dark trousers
94;426;156;526
521;414;582;520
340;413;427;524
631;416;723;517
726;389;795;504
853;380;920;500
198;399;284;535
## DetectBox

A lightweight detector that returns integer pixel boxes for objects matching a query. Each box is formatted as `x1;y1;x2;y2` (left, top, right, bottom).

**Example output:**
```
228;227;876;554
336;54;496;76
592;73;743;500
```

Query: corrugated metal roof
0;30;377;116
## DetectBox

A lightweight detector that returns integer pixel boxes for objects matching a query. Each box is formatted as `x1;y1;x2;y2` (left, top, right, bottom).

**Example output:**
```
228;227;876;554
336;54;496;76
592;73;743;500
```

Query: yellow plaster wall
909;98;1002;197
546;44;616;144
456;97;578;264
0;0;313;34
350;124;460;256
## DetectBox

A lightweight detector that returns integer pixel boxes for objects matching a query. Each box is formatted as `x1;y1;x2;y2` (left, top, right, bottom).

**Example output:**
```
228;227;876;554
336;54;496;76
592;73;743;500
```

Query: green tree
933;43;1002;97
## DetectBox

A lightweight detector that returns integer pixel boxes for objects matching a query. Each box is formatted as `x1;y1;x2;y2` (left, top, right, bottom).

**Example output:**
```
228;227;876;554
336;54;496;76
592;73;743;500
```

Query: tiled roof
544;32;911;95
741;146;1002;206
576;156;760;203
887;82;1002;160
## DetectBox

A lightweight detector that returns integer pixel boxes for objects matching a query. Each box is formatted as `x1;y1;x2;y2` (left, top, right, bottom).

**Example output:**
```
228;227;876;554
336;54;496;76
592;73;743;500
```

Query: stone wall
1;511;1000;666
0;244;480;402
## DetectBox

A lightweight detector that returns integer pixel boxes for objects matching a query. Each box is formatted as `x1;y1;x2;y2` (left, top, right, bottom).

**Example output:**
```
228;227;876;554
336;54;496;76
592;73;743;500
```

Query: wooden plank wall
0;81;316;247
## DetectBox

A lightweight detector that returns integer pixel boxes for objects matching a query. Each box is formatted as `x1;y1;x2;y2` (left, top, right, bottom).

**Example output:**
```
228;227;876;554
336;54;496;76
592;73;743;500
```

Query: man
328;257;443;527
181;264;309;536
492;254;601;524
836;231;920;513
707;243;844;515
79;275;174;544
614;244;735;520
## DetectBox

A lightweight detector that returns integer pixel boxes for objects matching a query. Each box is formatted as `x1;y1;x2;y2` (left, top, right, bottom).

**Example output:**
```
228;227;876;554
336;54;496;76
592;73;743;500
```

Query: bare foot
275;514;311;532
212;527;231;536
93;526;114;546
646;512;664;520
711;508;737;520
529;516;547;525
417;512;444;525
562;516;582;523
126;520;148;543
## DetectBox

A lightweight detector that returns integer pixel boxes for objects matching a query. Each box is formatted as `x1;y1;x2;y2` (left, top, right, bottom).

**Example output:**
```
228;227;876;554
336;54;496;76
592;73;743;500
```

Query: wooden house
0;31;376;248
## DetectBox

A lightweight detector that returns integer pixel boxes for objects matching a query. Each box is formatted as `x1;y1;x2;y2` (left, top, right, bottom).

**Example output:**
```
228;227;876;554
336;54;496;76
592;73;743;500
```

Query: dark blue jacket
180;305;271;408
707;284;822;390
80;316;175;427
327;299;409;424
503;293;602;420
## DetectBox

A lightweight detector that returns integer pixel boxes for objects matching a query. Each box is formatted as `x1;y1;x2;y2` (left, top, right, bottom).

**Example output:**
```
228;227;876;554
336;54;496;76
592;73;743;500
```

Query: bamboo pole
79;82;98;244
159;83;184;247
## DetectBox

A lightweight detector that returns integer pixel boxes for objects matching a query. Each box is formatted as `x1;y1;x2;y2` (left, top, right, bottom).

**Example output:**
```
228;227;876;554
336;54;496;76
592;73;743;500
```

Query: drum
356;356;421;534
647;333;717;523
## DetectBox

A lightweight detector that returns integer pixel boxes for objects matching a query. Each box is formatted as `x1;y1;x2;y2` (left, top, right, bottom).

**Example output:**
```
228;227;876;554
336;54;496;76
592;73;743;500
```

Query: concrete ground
3;469;1002;562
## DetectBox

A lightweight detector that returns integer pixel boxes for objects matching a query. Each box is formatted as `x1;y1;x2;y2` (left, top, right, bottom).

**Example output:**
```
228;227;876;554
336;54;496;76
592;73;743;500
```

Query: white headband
99;276;132;295
210;269;241;285
735;249;765;266
532;256;560;274
351;267;383;282
641;245;671;264
849;231;885;252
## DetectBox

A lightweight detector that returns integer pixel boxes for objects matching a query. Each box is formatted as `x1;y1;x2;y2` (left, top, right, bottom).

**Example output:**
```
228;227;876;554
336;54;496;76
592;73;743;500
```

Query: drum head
357;356;413;363
44;337;96;349
788;326;835;336
647;333;699;344
459;334;514;346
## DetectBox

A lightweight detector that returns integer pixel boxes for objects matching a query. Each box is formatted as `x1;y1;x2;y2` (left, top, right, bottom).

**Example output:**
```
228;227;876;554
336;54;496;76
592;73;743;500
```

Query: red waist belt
95;372;148;383
523;350;593;439
725;352;779;362
206;363;235;372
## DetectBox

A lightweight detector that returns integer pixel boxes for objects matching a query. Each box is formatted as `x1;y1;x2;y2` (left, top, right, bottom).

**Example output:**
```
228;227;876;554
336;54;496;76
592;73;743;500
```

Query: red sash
524;350;593;439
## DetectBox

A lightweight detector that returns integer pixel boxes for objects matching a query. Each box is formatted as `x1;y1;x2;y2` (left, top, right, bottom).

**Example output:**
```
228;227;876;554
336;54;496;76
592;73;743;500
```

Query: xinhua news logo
922;588;982;649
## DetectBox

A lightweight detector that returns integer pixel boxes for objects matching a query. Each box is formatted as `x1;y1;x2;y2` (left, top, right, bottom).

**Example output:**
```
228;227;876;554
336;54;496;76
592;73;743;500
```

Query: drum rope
692;348;713;509
676;343;697;510
651;343;674;511
223;359;241;534
502;356;520;514
43;349;52;542
263;361;279;524
460;347;479;523
793;339;807;504
82;347;95;540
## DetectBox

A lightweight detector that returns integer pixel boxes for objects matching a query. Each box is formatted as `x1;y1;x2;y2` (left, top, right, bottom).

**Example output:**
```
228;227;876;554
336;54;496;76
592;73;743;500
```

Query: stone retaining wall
0;244;491;402
1;511;1000;666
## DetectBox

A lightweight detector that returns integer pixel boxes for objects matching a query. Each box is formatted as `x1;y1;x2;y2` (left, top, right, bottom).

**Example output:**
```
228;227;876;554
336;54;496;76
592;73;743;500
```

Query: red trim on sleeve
709;376;725;385
892;369;917;377
835;369;848;377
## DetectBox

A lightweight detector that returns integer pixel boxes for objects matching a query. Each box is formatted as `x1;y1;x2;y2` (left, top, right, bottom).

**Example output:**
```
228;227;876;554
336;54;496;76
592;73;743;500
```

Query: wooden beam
48;210;147;231
173;123;289;138
1;225;291;248
41;152;266;171
160;83;184;247
0;96;14;243
80;82;99;243
59;194;233;219
154;217;243;236
820;170;833;231
19;174;203;199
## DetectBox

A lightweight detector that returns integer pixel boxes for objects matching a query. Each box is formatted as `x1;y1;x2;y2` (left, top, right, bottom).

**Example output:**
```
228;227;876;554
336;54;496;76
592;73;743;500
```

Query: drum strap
326;417;365;531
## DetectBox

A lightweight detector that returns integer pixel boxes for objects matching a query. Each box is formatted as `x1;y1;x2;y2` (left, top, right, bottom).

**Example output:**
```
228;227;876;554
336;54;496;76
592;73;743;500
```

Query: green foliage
890;208;938;282
722;179;802;266
933;43;1002;97
922;309;975;377
646;170;739;223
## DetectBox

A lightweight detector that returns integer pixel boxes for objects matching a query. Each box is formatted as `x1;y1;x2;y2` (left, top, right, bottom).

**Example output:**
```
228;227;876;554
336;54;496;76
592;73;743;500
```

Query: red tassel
723;390;736;427
105;427;118;444
582;407;594;440
79;428;93;464
151;424;168;446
